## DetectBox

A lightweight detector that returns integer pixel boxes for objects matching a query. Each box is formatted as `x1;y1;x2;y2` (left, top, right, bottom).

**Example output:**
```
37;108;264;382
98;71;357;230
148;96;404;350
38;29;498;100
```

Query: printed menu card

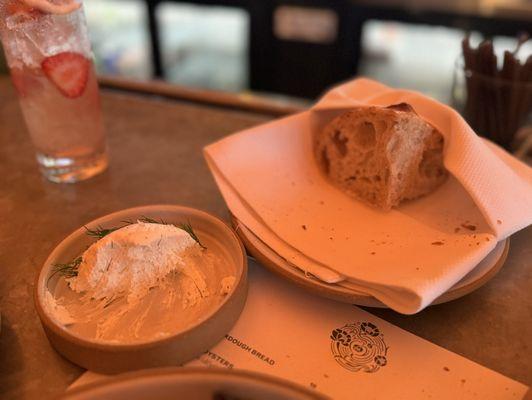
71;261;529;399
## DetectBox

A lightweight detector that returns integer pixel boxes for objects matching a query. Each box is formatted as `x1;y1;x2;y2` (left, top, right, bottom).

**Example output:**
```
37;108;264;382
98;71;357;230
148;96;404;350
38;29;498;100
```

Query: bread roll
314;103;448;210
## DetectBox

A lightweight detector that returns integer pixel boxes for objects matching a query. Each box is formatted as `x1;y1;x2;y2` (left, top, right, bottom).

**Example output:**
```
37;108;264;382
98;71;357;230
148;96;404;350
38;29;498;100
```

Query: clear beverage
0;1;107;183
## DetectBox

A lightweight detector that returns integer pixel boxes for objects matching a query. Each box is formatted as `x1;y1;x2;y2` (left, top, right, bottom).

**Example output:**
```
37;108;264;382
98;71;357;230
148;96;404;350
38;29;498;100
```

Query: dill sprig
177;221;206;249
51;216;206;278
136;216;206;248
84;225;120;239
138;216;165;225
103;295;123;309
82;217;159;240
50;256;82;280
83;216;205;247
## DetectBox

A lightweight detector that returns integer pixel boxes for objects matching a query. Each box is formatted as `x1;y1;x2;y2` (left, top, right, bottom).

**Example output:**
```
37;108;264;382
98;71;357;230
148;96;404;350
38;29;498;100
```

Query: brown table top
0;77;530;399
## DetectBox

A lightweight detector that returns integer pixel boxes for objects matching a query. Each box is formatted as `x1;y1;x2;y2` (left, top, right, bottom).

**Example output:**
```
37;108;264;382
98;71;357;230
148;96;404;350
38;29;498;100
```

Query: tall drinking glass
0;0;107;183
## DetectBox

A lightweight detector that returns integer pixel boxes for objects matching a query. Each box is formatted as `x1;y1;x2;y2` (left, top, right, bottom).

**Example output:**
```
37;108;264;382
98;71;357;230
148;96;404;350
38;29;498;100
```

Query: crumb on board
485;237;490;242
461;223;477;231
416;267;420;271
371;252;376;255
324;374;329;378
310;382;317;389
329;237;333;240
431;241;445;246
319;200;324;205
302;225;307;230
497;219;502;225
476;242;480;246
461;379;466;384
443;366;450;372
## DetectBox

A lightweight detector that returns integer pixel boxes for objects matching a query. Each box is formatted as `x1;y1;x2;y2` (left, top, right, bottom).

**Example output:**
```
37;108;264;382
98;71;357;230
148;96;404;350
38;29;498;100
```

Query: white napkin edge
205;149;486;314
232;204;505;314
239;216;506;298
236;217;427;313
204;149;346;284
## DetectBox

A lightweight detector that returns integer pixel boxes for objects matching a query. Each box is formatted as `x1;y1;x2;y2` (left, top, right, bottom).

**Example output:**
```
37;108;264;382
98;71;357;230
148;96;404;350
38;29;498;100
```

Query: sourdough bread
314;103;448;210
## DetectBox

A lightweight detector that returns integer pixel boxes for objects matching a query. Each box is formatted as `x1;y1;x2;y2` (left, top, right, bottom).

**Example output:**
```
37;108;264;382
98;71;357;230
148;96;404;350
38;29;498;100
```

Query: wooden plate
61;367;327;400
35;205;248;374
232;216;509;308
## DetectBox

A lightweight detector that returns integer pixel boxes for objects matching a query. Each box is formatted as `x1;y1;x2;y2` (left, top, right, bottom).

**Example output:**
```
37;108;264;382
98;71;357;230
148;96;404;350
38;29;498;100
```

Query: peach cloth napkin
204;78;532;313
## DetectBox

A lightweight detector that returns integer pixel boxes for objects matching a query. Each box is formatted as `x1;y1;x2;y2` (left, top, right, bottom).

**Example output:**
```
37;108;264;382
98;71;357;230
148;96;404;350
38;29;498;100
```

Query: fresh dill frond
50;256;82;281
84;225;120;239
139;216;206;249
52;216;206;279
138;215;166;225
86;216;205;248
103;295;123;309
177;221;206;249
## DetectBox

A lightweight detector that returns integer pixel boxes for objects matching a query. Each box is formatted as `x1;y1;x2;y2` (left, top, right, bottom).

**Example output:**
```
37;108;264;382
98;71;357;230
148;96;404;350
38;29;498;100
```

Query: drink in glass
0;0;107;183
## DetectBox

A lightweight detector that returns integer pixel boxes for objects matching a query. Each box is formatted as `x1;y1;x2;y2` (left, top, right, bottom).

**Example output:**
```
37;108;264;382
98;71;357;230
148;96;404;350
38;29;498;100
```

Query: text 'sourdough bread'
315;103;448;210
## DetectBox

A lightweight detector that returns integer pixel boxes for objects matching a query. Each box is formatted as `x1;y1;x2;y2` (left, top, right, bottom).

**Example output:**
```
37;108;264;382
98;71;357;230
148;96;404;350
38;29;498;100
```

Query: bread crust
315;103;448;210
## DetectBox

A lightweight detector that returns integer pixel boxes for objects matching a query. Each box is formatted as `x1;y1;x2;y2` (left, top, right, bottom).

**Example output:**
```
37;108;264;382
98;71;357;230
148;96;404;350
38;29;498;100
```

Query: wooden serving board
232;217;509;308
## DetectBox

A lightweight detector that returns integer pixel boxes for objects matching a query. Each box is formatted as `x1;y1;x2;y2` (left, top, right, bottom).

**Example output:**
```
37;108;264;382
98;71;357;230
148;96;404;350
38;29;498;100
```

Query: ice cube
8;13;55;66
2;5;90;67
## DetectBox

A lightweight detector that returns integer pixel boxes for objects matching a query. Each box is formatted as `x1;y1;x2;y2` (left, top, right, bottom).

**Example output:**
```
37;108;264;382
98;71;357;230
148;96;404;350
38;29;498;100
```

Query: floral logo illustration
330;322;388;373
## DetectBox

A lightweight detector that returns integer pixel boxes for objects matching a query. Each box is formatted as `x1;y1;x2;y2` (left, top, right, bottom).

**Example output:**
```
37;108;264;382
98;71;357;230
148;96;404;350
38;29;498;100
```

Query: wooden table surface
0;77;530;399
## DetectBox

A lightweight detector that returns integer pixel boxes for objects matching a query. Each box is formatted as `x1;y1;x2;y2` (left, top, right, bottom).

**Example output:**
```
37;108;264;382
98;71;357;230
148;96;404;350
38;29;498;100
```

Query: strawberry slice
41;52;90;99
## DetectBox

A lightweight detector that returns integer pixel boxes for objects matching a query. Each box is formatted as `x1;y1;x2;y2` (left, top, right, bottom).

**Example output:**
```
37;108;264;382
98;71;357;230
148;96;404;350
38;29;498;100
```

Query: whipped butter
45;221;236;343
69;222;203;303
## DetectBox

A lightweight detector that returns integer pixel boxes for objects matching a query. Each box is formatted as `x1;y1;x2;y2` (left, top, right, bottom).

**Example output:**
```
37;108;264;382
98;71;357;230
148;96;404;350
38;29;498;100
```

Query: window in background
360;21;466;104
157;3;249;92
84;0;151;79
359;21;529;104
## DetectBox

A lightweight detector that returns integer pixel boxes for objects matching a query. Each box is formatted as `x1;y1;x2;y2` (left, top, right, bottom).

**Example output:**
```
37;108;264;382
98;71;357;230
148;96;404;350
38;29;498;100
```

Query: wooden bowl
35;205;248;373
61;367;327;400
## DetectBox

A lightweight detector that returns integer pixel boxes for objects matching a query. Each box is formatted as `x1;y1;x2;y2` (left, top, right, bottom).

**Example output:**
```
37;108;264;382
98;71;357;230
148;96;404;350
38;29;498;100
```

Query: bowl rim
61;367;328;400
34;204;248;351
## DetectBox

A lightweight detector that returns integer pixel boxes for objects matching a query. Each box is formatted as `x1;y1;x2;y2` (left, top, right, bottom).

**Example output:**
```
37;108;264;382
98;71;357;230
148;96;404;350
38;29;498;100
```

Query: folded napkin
313;79;532;238
204;78;532;313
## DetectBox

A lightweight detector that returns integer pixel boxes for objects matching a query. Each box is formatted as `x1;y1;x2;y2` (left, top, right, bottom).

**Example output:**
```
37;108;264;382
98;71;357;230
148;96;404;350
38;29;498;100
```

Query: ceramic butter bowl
35;205;247;373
